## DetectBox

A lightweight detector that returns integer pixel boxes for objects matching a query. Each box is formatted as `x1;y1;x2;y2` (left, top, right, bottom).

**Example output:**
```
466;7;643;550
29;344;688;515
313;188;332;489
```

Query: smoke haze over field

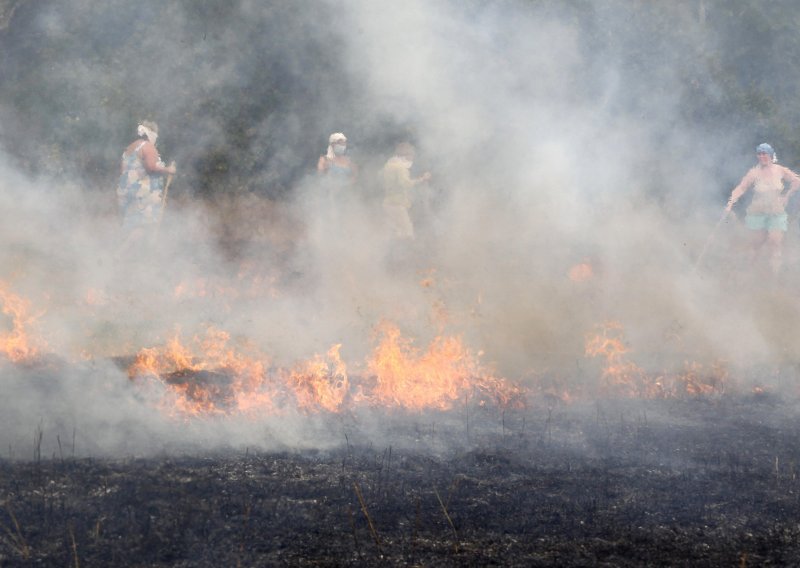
1;0;800;456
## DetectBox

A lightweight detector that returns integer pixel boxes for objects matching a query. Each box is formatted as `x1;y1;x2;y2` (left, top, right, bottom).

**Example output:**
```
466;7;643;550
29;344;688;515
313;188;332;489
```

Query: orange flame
585;322;727;398
361;321;524;411
0;281;44;362
670;360;728;397
585;321;650;397
568;261;594;282
285;344;349;413
126;320;525;418
128;327;273;417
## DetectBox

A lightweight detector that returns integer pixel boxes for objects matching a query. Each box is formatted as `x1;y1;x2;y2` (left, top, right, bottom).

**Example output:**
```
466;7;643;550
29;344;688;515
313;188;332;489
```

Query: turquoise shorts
745;213;788;231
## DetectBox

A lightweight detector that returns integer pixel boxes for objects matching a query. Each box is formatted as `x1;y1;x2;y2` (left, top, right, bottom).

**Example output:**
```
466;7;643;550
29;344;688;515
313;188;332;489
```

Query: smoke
0;0;796;457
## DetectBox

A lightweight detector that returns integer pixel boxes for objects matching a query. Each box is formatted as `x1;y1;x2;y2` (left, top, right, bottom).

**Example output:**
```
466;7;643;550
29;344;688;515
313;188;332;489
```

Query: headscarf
137;123;158;144
326;132;346;160
756;143;777;163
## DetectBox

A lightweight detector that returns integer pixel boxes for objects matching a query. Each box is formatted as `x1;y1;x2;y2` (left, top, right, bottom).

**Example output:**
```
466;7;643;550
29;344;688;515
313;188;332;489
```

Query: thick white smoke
0;0;795;457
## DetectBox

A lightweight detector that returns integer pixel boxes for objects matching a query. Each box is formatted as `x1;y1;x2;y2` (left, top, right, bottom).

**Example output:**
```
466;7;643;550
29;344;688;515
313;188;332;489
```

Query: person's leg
748;229;768;265
767;230;786;274
383;204;415;239
116;226;146;259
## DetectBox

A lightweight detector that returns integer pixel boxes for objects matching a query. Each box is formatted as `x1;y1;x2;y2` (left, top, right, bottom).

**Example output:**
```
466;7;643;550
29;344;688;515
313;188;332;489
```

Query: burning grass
0;282;798;565
123;321;525;419
0;280;45;363
0;273;751;422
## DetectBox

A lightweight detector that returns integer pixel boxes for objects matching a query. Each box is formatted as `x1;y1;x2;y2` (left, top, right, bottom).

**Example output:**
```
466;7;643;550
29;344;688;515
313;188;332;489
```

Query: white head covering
326;132;346;160
137;123;158;144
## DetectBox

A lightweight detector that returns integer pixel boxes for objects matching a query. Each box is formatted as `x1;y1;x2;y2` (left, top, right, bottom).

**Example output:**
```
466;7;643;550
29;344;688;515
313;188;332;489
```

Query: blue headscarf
756;143;776;162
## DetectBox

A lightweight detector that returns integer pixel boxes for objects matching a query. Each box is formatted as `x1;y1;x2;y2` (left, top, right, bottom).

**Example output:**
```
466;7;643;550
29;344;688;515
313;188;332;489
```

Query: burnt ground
2;394;800;566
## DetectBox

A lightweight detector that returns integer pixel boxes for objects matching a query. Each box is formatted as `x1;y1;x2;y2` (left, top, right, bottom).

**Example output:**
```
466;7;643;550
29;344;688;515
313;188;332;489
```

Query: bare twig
33;424;43;464
93;517;104;540
433;485;459;553
353;481;382;553
69;523;80;568
1;502;30;560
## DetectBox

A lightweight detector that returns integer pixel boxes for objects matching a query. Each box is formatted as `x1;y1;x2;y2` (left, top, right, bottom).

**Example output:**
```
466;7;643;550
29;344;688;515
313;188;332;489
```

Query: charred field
3;391;800;567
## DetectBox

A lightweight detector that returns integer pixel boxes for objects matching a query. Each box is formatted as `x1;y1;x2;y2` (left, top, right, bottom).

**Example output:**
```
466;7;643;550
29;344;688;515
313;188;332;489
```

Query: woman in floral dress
117;120;176;233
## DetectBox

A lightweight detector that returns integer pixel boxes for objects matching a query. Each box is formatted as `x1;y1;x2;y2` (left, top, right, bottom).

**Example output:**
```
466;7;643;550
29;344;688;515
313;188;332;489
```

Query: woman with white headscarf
117;120;176;232
317;132;357;186
726;142;800;273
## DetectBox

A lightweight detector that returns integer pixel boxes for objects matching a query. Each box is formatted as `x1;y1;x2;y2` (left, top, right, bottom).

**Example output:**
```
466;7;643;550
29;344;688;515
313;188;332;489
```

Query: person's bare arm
726;169;754;211
141;142;176;175
317;156;328;174
783;166;800;195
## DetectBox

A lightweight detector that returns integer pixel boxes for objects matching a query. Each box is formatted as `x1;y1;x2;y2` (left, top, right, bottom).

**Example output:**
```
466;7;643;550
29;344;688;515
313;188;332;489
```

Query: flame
125;320;525;418
128;327;273;417
585;321;649;396
585;322;727;398
671;360;728;397
285;344;349;413
128;327;354;417
568;261;594;282
0;281;44;362
361;321;524;411
128;334;199;379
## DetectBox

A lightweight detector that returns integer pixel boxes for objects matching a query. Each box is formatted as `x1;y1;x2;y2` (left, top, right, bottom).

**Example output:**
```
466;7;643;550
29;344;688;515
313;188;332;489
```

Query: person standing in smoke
314;132;358;239
380;142;431;240
317;132;357;188
116;120;176;245
726;143;800;274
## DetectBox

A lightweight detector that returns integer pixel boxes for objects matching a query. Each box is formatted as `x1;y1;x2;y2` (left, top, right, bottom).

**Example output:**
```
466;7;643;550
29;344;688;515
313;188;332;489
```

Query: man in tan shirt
381;142;431;239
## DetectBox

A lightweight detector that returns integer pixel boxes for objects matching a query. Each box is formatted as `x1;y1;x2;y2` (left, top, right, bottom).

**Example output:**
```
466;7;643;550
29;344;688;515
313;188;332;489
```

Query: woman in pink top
726;143;800;273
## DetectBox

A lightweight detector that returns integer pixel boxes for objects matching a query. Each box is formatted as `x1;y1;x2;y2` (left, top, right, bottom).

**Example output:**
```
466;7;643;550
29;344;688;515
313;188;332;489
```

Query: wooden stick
159;162;175;222
155;163;175;242
693;209;730;272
